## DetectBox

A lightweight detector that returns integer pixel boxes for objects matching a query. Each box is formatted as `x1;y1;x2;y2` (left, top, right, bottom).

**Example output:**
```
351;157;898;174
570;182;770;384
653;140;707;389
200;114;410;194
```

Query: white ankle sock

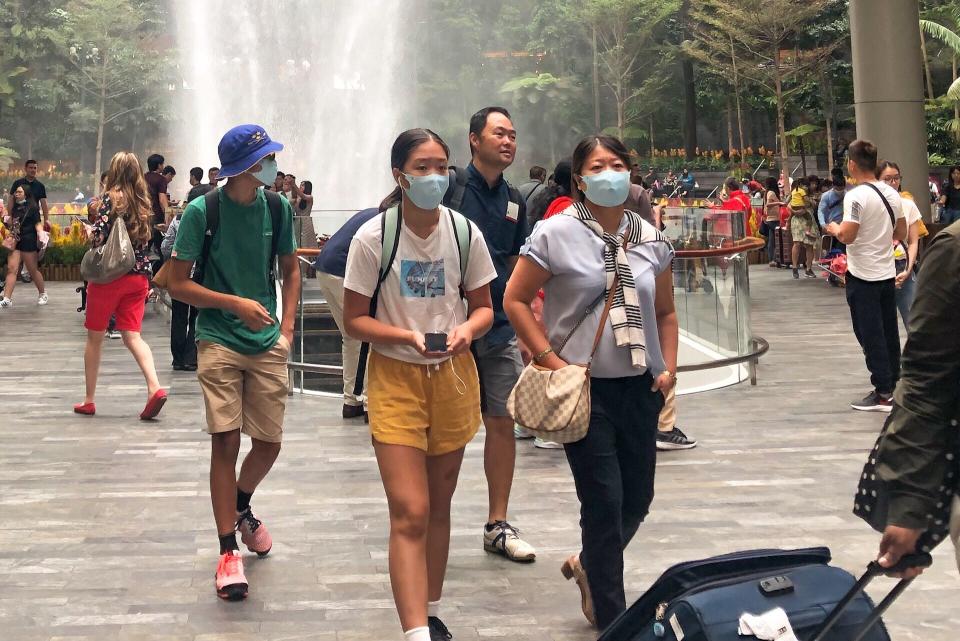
428;600;441;618
404;626;430;641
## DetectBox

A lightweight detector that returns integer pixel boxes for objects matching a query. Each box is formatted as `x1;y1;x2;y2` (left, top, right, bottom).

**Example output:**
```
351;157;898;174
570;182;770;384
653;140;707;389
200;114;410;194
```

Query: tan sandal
561;553;596;627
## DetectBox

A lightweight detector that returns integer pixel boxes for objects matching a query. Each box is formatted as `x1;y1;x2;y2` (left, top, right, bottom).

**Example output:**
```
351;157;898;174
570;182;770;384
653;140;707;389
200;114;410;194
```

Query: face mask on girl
16;198;26;205
400;172;449;210
248;156;279;187
580;169;630;207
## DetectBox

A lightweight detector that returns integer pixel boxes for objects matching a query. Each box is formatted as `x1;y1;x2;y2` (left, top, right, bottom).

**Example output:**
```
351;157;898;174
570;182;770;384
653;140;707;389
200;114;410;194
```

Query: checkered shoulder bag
507;274;619;445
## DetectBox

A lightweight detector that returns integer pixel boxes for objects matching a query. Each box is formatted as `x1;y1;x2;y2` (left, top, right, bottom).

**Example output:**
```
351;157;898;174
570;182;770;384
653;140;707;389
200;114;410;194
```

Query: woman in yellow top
788;176;817;279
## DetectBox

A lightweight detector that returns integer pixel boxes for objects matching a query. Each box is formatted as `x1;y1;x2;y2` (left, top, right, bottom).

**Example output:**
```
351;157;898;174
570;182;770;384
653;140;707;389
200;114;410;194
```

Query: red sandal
139;389;168;420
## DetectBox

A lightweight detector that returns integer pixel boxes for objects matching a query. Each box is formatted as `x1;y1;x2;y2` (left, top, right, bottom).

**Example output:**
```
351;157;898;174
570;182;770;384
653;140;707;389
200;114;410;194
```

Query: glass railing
288;206;768;396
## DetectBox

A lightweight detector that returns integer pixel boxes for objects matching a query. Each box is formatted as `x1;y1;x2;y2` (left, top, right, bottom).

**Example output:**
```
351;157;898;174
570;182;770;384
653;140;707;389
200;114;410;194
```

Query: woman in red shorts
74;151;167;419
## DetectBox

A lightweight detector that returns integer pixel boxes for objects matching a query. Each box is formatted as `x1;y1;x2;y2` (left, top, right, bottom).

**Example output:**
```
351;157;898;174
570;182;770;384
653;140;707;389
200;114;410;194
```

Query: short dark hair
24;159;37;167
190;167;204;182
794;176;810;189
529;165;547;181
276;171;284;178
764;176;779;194
571;135;632;202
724;176;741;192
847;140;878;173
162;166;176;176
147;154;165;171
209;166;219;173
468;106;512;155
380;128;451;211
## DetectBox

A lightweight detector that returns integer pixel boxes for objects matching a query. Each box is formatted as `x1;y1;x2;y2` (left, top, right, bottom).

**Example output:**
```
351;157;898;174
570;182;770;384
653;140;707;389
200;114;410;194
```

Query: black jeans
845;272;900;395
170;299;198;367
564;373;664;630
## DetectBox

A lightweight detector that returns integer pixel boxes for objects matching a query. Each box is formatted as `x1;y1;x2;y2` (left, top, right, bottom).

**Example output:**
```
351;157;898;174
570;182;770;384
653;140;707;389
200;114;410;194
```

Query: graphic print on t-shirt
401;259;445;298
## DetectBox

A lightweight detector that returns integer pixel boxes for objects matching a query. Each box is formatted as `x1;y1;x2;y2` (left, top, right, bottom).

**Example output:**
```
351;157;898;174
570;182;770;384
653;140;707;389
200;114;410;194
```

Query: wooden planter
43;264;82;281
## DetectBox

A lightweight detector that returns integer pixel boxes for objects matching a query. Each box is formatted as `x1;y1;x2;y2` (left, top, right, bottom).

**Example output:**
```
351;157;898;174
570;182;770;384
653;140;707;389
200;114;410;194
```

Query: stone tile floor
0;271;957;641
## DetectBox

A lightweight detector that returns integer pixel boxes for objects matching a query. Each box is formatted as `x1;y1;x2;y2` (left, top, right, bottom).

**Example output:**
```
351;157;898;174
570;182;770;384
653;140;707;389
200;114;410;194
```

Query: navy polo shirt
448;163;528;345
314;207;379;278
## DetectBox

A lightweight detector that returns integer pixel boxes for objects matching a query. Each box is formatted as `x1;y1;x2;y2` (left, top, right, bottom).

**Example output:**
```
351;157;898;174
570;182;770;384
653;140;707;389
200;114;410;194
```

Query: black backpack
193;188;284;293
443;166;526;217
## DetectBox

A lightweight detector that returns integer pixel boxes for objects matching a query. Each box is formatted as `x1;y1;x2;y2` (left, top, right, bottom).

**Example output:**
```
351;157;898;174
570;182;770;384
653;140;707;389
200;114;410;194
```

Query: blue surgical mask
580;170;630;207
401;172;449;210
248;156;278;187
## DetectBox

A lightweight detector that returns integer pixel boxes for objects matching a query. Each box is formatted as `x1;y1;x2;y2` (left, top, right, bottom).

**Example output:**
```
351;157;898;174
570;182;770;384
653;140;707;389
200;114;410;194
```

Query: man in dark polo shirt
444;106;536;563
7;159;50;226
145;153;170;258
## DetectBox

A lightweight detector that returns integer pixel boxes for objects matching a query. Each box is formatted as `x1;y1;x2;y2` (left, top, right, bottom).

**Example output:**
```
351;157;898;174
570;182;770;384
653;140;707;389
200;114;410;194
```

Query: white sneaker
0;297;12;308
37;293;48;306
514;424;535;439
533;437;563;450
483;521;536;562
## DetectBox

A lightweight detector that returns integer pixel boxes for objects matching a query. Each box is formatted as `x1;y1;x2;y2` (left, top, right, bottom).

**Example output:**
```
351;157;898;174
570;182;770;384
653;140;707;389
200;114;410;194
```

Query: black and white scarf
563;201;661;368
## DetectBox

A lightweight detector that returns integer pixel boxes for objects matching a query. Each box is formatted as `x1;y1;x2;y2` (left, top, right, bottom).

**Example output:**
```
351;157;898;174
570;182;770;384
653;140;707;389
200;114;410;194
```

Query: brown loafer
561;553;596;627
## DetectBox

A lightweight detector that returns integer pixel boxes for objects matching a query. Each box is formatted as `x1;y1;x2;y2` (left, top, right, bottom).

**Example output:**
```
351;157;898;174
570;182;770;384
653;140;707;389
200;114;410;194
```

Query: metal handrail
678;337;769;386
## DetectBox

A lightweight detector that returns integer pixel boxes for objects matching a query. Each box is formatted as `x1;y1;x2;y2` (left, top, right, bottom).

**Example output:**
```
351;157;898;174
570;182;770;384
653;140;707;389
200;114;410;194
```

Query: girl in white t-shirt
877;160;926;329
342;129;496;641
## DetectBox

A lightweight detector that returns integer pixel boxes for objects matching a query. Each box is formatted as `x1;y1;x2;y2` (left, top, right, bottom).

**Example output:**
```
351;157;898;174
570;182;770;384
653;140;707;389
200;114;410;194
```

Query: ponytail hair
379;128;451;212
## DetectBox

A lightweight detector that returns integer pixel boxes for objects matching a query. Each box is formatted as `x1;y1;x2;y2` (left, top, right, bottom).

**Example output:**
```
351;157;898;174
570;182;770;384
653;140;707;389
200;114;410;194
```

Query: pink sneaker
236;508;272;557
215;550;247;601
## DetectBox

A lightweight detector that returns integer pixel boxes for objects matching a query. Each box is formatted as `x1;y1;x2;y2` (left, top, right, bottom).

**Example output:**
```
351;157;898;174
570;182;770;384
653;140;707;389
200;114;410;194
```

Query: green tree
582;0;678;141
55;0;173;190
686;0;842;167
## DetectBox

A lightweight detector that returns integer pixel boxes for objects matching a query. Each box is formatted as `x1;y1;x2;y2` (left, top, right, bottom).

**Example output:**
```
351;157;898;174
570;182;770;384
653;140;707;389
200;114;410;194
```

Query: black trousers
564;373;663;630
845;273;900;395
170;299;198;367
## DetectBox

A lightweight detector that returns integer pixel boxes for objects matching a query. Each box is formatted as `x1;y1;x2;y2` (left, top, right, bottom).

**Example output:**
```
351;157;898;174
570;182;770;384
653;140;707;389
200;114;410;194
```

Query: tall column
850;0;929;217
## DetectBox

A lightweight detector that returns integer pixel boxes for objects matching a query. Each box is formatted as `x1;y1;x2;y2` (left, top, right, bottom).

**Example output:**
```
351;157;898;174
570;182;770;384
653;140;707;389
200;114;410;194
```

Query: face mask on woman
400;172;449;210
15;198;26;206
580;169;630;207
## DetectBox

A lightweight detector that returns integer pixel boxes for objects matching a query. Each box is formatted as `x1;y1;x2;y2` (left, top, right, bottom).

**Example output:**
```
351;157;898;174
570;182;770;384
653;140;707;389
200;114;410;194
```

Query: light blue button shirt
520;213;674;379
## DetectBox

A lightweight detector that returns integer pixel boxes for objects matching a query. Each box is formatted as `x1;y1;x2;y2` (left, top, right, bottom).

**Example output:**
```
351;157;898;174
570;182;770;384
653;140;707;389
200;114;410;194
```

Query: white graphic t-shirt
842;181;904;281
344;206;497;364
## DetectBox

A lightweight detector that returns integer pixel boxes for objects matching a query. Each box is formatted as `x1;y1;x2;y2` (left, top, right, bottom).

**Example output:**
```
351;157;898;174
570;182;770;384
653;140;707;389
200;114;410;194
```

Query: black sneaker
428;616;453;640
850;391;893;413
656;427;698;451
792;268;800;279
805;269;817;278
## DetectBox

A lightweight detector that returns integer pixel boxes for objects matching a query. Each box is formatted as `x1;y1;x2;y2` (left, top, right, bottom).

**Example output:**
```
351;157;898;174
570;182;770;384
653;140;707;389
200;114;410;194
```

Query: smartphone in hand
425;332;448;353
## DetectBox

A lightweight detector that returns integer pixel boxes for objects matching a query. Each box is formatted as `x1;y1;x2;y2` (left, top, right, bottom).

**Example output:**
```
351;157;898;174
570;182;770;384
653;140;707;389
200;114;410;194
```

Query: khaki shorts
368;350;481;456
197;336;290;443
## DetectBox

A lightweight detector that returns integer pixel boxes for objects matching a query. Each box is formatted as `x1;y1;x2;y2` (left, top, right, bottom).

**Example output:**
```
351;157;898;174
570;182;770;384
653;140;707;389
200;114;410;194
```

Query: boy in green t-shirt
167;124;300;601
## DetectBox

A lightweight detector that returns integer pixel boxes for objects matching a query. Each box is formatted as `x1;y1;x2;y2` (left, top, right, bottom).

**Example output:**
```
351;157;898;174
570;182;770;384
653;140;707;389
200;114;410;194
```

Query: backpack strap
194;188;221;284
263;189;284;288
448;209;471;286
353;205;402;399
444;167;470;212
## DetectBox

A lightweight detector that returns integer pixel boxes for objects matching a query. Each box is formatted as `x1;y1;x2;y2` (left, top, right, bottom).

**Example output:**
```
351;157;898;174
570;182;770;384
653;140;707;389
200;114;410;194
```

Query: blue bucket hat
217;124;284;179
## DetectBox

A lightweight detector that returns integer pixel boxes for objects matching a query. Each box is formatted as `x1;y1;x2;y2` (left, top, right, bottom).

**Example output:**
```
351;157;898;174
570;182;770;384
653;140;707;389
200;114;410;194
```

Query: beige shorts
197;336;290;443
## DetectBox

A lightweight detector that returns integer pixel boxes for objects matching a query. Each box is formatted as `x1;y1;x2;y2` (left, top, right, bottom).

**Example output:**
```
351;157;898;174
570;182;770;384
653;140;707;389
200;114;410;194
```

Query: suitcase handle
807;553;932;641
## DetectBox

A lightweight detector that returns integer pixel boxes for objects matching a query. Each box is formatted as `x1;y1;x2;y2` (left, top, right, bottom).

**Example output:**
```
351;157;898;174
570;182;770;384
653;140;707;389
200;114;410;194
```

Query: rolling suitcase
597;547;930;641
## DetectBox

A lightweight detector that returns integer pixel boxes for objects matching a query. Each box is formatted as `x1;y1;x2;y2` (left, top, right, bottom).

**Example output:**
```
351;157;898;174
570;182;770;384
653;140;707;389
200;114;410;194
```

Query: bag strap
353;206;402;398
444;167;470;212
556;238;627;366
196;188;221;284
448;209;471;285
863;182;898;228
263;189;284;287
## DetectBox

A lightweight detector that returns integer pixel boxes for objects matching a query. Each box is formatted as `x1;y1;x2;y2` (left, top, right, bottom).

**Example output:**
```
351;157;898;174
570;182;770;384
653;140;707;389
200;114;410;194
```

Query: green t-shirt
173;188;297;354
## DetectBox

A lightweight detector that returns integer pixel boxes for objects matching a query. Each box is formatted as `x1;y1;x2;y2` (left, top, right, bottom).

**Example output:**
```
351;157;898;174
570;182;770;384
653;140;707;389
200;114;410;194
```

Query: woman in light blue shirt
504;134;678;631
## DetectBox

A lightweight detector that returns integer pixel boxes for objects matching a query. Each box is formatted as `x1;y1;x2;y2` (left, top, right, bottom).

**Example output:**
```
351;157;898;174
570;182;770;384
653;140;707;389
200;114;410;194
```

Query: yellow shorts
367;350;482;456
